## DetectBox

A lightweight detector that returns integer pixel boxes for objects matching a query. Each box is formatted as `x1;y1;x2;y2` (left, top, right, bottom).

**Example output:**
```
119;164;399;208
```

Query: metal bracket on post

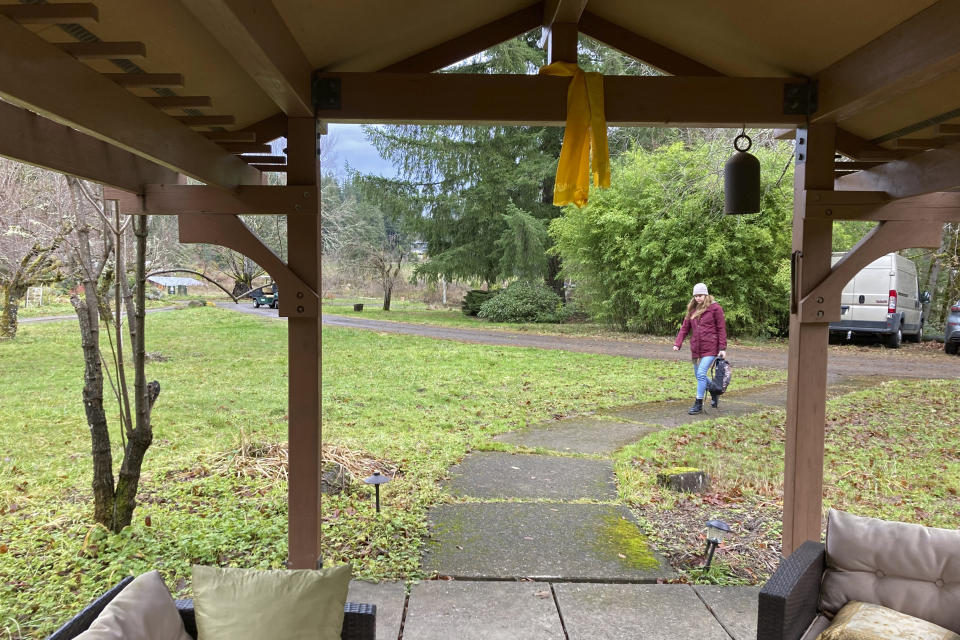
784;81;818;116
312;75;341;112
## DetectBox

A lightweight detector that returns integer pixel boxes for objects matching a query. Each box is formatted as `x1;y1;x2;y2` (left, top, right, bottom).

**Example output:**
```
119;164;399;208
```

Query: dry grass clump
211;430;400;483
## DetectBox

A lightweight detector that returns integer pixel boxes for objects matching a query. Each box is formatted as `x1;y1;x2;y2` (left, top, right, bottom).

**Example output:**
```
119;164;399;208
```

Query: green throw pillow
192;564;351;640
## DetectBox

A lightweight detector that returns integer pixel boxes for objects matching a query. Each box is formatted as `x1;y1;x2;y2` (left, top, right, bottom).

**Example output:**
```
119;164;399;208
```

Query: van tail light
888;290;897;313
952;305;960;313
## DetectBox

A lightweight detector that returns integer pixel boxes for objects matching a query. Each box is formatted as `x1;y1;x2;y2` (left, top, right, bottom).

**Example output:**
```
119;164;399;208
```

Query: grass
615;379;960;584
0;306;784;638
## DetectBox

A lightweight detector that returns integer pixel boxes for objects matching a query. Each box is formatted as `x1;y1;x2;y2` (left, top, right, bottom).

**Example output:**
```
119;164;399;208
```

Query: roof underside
2;0;959;189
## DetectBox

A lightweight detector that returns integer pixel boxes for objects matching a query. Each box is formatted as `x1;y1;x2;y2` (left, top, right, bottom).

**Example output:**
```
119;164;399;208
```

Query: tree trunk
0;284;26;340
923;225;949;323
546;254;565;301
383;284;392;311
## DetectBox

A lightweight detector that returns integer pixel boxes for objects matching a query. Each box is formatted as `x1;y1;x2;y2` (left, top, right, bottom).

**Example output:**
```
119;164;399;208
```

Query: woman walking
673;283;727;415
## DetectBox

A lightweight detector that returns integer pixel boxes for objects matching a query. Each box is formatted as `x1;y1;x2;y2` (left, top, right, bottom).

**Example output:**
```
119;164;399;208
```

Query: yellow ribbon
538;62;610;207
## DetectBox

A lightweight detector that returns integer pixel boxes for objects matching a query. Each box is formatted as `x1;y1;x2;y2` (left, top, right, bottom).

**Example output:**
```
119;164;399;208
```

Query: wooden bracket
177;213;318;318
797;220;943;323
111;184;315;215
805;190;960;222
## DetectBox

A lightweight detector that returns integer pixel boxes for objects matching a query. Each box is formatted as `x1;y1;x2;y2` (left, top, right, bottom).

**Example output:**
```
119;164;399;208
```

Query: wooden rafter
0;15;258;188
835;139;960;197
834;128;908;161
894;136;960;149
379;5;542;73
112;184;315;215
55;41;146;59
251;164;286;172
804;190;960;222
834;162;886;171
236;112;287;144
313;73;809;126
0;100;177;193
181;0;312;117
543;0;589;25
239;155;285;164
175;115;236;127
579;11;721;76
217;142;271;154
103;73;185;88
144;96;213;109
202;131;256;142
0;3;97;24
813;1;960;123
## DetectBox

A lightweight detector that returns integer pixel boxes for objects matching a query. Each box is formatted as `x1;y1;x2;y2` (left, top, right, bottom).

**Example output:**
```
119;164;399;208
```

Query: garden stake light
724;128;760;214
363;470;390;513
703;519;732;569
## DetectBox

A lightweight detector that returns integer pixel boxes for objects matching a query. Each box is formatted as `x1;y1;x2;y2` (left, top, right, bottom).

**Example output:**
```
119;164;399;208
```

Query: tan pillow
75;571;192;640
192;564;351;640
818;601;960;640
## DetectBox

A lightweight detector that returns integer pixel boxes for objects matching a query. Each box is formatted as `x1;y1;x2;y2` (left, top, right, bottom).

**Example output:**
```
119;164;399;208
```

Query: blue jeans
692;356;716;400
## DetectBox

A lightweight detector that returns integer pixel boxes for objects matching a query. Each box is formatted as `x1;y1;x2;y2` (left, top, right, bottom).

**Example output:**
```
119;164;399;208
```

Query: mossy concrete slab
693;585;762;640
553;583;730;640
494;417;661;454
403;581;564;640
423;503;673;582
447;452;616;500
346;580;406;640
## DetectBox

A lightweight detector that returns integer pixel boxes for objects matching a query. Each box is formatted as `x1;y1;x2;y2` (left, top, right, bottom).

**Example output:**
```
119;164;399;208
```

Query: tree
0;159;70;339
64;176;160;532
549;138;796;336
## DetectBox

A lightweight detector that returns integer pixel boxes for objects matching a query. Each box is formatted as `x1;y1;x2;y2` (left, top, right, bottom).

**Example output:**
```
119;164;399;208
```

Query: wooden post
783;124;835;555
285;117;323;568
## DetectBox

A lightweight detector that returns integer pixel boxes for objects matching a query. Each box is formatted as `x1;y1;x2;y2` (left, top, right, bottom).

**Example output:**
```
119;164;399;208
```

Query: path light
703;519;732;569
724;128;760;214
363;470;391;513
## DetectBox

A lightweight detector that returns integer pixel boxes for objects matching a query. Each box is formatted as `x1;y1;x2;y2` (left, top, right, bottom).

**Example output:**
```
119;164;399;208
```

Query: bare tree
64;176;160;532
0;159;71;339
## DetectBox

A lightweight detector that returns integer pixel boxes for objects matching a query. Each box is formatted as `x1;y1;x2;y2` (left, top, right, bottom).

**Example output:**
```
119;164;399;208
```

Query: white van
828;252;927;348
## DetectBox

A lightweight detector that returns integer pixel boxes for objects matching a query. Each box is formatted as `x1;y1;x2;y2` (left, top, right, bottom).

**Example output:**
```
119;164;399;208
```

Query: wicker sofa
47;576;376;640
757;509;960;640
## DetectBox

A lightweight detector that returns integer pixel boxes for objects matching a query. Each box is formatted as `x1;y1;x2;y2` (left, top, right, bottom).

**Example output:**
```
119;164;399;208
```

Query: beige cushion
192;564;351;640
820;509;960;633
817;601;960;640
75;571;192;640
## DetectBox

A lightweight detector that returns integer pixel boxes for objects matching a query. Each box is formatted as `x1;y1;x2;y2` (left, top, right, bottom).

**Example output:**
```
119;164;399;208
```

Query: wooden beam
313;73;809;126
834;128;906;161
236;112;287;143
0;100;177;192
783;124;835;555
202;131;256;142
174;115;236;127
250;164;287;172
813;1;960;123
579;11;721;76
804;189;960;222
543;0;588;25
112;184;315;215
938;124;960;135
798;220;944;323
55;41;146;59
239;155;286;164
0;15;258;187
144;96;213;109
103;73;184;88
0;3;97;24
834;161;887;171
547;22;579;64
181;0;312;117
218;142;270;154
379;5;541;73
894;136;960;149
835;139;960;197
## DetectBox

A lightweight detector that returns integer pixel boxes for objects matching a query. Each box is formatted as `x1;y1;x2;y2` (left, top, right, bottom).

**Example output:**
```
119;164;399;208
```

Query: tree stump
353;303;364;311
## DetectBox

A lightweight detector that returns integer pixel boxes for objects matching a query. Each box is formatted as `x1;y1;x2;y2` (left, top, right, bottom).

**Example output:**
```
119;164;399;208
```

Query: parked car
252;284;278;309
828;252;928;348
945;300;960;355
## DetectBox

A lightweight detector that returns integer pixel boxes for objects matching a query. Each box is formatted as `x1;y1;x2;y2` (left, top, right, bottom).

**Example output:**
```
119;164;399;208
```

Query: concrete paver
423;503;673;582
493;417;660;454
553;583;731;640
403;581;565;640
694;585;762;640
347;580;406;640
447;452;616;500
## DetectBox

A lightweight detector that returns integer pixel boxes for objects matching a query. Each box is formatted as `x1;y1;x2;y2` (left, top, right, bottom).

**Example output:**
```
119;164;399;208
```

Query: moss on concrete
589;513;661;571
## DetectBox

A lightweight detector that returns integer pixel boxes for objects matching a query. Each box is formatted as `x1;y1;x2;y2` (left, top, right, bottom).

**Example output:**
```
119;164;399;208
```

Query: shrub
477;281;571;323
461;289;499;316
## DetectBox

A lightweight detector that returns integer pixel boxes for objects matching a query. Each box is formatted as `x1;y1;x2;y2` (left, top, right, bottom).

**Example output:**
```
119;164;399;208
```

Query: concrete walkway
347;375;880;639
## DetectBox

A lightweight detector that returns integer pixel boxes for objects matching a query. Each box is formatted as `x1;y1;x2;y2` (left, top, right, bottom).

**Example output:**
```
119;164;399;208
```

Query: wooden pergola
2;0;959;569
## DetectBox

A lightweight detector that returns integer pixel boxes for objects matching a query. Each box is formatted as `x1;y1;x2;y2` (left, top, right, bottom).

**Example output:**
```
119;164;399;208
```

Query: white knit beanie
693;282;709;296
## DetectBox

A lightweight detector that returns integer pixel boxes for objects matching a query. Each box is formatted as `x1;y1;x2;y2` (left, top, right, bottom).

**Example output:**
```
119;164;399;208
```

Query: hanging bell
724;132;761;214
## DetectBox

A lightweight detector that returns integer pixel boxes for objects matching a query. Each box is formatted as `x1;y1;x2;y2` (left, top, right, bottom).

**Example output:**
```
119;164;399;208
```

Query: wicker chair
756;540;827;640
47;576;377;640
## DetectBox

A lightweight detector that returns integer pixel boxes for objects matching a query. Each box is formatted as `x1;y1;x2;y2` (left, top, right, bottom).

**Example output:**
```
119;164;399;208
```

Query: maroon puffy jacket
674;303;727;358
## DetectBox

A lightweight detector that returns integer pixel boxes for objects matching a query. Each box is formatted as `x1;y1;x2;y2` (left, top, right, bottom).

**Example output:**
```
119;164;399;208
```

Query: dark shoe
688;399;703;415
709;392;719;408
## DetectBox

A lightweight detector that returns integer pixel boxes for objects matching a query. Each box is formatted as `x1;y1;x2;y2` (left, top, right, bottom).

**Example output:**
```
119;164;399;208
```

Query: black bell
724;132;760;214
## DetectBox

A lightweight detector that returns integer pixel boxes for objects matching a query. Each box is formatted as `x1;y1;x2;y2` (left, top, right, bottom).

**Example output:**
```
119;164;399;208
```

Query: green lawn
0;307;784;637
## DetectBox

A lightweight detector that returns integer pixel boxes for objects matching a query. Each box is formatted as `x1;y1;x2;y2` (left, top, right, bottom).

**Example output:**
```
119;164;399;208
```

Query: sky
320;123;397;178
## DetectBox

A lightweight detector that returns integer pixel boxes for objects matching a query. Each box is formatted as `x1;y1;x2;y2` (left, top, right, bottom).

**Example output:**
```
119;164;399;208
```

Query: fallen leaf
534;590;551;599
